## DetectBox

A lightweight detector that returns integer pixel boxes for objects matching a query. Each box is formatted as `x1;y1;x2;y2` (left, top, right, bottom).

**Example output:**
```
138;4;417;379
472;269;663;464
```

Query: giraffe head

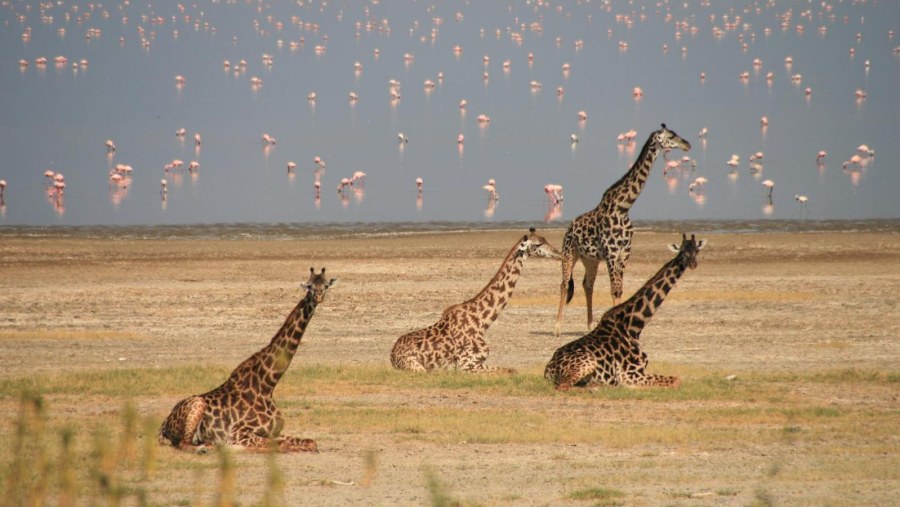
304;267;337;304
654;123;691;152
668;233;706;269
521;227;562;260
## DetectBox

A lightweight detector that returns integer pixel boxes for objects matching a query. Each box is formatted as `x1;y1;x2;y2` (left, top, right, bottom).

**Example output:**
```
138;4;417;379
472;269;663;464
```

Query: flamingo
577;110;587;121
698;127;708;139
415;177;423;193
816;151;827;164
188;161;200;172
105;139;116;153
760;116;769;127
544;184;563;205
0;180;6;200
314;181;321;198
194;133;201;146
857;145;875;157
726;154;741;167
457;134;465;145
570;134;579;144
160;179;167;197
795;194;808;206
761;179;775;198
175;128;186;138
351;171;367;186
287;162;297;173
261;133;276;145
313;156;325;168
483;179;498;200
749;151;764;162
843;155;862;169
398;133;408;143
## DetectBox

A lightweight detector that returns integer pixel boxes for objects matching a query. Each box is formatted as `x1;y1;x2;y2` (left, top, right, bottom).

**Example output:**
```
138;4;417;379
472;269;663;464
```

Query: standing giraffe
158;268;337;453
555;123;691;336
545;234;705;390
391;229;560;373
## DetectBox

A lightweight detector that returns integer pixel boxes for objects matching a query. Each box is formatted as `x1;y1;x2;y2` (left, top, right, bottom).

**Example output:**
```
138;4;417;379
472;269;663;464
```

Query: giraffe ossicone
158;267;336;453
545;233;705;390
555;123;691;336
390;229;560;373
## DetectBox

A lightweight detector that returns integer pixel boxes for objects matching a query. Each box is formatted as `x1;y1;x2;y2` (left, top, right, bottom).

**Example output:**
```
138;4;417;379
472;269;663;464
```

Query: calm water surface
1;1;898;227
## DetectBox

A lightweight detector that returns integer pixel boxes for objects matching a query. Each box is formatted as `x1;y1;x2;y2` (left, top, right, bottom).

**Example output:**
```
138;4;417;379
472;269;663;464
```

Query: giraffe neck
615;253;689;338
461;244;527;329
230;293;317;396
599;138;661;213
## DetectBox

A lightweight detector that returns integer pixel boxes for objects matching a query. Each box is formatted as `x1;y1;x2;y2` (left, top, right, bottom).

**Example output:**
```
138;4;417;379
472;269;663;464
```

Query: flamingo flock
2;0;893;224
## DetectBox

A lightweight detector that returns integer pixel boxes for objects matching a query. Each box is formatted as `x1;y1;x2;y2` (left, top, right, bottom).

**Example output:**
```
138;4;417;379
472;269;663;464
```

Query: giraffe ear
697;239;707;250
327;278;338;288
668;243;680;253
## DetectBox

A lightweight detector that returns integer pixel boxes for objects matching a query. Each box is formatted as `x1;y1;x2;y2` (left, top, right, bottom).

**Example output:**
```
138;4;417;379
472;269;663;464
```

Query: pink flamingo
415;177;423;193
188;161;200;172
483;178;498;200
314;181;321;198
816;151;827;164
726;154;740;167
843;155;862;169
287;162;297;173
577;110;587;121
105;139;116;153
761;179;775;199
544;184;563;205
313;156;325;168
857;145;875;157
194;133;201;146
0;180;6;201
176;128;186;138
261;133;276;145
351;171;367;186
160;179;167;197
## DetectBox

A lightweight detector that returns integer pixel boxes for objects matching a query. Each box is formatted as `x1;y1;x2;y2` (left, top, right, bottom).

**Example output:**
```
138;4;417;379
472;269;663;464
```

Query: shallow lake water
1;1;898;226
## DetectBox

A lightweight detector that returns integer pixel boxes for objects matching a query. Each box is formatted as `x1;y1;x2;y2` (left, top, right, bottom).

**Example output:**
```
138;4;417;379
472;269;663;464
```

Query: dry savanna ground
1;227;898;506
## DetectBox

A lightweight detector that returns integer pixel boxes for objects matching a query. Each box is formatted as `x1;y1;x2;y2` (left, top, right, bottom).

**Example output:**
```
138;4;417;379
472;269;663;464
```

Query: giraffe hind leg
159;396;209;451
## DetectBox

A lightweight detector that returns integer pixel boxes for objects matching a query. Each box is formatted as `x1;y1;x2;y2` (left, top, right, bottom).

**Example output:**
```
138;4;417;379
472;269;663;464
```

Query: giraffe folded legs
233;430;319;453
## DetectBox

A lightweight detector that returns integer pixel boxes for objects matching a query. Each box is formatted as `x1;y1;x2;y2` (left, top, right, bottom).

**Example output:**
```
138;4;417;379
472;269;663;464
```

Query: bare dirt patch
1;229;898;505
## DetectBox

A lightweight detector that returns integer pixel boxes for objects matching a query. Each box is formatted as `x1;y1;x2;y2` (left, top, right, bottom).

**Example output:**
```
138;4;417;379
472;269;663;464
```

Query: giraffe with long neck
391;229;560;372
544;234;705;390
159;267;336;453
554;123;691;336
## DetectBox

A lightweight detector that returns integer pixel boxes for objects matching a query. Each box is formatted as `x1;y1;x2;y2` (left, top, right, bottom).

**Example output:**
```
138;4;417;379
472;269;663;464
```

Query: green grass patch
569;486;625;504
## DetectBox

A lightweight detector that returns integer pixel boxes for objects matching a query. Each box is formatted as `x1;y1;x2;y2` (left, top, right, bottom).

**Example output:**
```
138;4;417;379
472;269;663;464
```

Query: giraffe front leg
605;256;625;307
620;349;680;388
457;341;516;374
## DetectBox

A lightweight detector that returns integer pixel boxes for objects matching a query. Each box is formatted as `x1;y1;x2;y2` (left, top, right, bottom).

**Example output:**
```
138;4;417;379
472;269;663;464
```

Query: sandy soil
1;227;898;505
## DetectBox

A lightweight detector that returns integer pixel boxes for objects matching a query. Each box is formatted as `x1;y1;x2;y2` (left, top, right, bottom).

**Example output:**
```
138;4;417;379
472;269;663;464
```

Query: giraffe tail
565;277;575;304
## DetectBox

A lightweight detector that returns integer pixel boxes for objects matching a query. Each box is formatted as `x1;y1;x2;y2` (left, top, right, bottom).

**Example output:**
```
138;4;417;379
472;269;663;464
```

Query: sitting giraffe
158;267;337;453
391;228;560;373
544;234;705;390
555;124;691;336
